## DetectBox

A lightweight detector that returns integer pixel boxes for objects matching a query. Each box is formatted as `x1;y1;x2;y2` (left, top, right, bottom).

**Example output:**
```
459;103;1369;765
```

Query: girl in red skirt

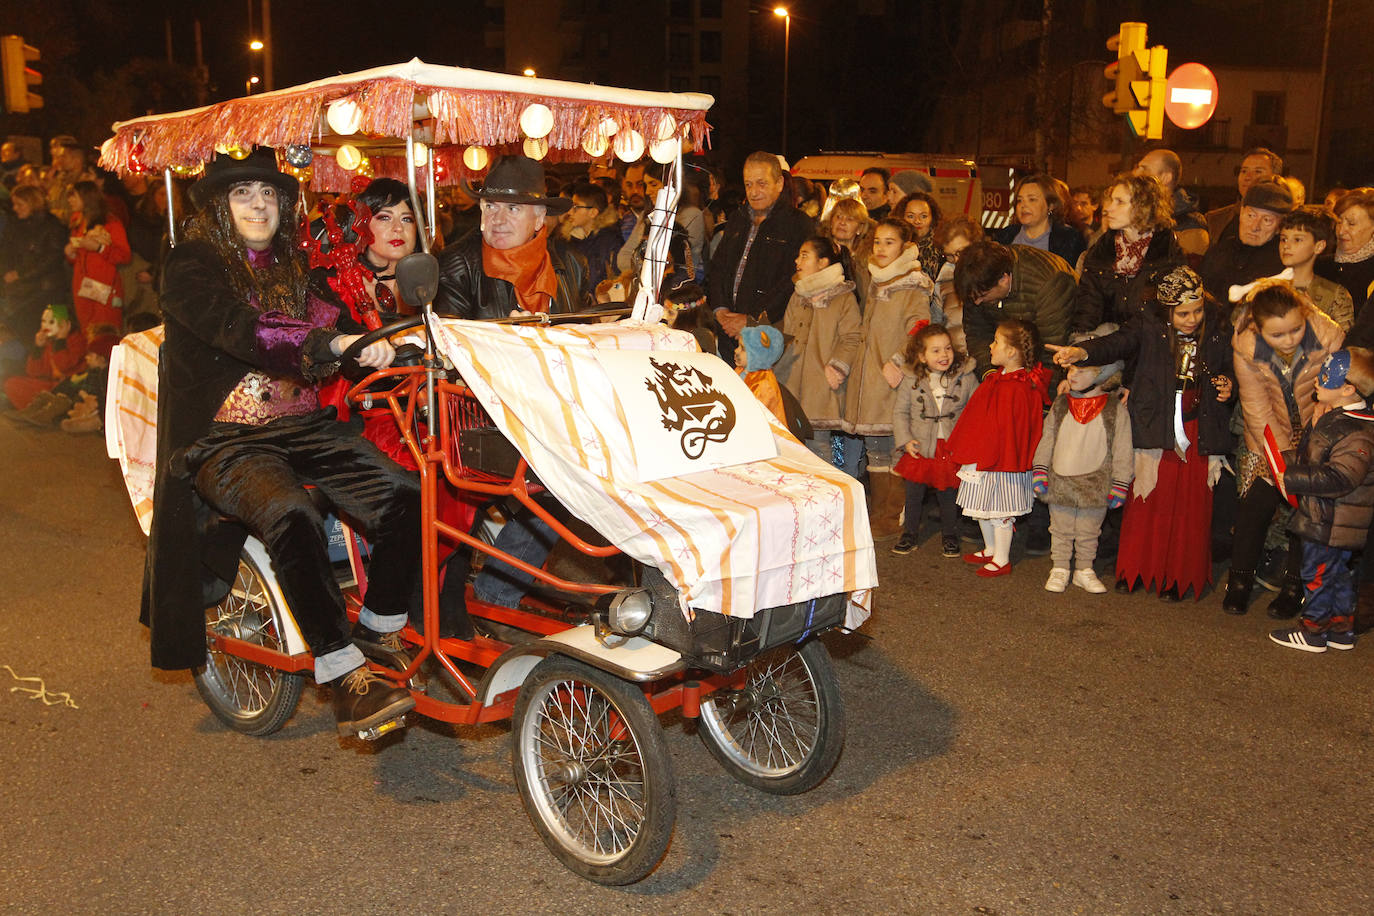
891;321;979;557
1051;266;1236;599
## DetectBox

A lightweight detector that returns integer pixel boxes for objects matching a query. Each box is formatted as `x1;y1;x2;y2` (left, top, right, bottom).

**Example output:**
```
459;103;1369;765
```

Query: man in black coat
433;155;589;319
707;150;813;361
144;148;418;738
1199;178;1291;303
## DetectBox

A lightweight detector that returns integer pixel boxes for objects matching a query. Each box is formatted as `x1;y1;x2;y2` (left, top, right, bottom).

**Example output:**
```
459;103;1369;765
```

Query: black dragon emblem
645;357;737;459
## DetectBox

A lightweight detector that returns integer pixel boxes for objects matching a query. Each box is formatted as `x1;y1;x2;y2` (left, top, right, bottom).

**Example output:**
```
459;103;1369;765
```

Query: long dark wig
183;181;310;317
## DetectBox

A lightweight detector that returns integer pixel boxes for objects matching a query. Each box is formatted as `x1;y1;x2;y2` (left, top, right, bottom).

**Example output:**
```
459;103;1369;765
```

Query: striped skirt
956;467;1034;519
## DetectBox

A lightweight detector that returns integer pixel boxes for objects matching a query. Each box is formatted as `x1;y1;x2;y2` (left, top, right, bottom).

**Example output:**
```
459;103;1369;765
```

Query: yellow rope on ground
4;665;78;709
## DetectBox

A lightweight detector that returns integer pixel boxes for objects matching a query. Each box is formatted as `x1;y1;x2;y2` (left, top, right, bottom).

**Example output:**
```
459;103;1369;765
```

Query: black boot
350;622;414;671
1266;578;1305;620
1222;569;1254;615
332;667;415;738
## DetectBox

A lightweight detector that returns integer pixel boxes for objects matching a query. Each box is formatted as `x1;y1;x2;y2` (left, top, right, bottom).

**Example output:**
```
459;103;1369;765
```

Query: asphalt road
2;419;1371;915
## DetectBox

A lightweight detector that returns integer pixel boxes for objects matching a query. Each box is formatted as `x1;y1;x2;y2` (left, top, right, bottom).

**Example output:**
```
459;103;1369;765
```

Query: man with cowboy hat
145;146;420;738
433;154;590;318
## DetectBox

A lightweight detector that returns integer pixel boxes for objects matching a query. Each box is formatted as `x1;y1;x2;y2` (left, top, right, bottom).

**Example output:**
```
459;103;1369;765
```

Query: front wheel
193;546;304;736
697;638;845;795
512;656;676;885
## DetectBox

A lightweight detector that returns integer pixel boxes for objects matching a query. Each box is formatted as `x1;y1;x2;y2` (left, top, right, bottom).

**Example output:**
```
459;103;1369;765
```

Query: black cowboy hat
478;155;572;213
189;146;299;208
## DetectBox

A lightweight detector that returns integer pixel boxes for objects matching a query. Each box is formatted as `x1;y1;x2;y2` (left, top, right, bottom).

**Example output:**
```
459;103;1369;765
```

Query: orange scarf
482;226;558;312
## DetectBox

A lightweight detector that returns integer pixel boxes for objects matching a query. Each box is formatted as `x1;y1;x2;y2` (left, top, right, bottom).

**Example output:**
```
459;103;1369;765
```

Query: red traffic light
1164;63;1219;130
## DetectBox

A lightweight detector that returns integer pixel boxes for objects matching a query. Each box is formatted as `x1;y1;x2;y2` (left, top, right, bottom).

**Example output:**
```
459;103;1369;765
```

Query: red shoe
963;550;993;565
975;560;1012;578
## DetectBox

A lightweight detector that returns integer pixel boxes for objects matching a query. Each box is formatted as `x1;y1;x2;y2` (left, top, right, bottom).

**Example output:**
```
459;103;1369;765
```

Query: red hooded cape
946;367;1047;472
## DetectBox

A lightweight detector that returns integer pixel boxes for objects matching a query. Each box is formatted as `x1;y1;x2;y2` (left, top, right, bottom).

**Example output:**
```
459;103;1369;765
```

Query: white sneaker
1073;568;1107;594
1044;568;1071;593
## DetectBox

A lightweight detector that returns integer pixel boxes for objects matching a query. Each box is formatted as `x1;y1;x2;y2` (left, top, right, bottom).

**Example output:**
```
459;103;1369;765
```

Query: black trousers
189;410;421;659
1232;478;1300;578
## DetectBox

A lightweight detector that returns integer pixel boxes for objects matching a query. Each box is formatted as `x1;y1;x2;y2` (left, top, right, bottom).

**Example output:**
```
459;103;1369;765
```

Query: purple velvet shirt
246;247;341;376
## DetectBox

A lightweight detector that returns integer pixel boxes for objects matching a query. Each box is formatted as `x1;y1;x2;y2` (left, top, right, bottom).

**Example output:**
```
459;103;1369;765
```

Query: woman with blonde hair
823;196;875;308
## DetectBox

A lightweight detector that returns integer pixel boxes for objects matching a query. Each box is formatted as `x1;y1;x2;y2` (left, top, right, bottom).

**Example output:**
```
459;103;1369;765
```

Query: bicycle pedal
353;715;407;741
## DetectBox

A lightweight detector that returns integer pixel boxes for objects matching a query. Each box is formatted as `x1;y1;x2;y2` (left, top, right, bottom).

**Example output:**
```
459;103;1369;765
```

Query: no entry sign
1164;62;1219;129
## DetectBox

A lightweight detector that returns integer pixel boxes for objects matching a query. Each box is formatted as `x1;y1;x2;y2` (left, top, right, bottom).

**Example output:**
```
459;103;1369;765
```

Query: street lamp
249;39;264;51
774;6;790;158
523;67;536;77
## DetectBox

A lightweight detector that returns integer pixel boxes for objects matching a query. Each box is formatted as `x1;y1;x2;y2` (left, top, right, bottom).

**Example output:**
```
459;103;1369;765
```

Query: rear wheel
193;546;304;736
512;656;675;885
697;638;844;795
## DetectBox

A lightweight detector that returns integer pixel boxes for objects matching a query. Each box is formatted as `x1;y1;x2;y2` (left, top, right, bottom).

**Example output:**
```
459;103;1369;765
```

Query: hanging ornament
520;103;555;140
128;140;148;175
613;129;645;163
171;162;204;178
653;113;678;142
411;141;429;167
581;131;608;158
335;144;362;171
649;137;680;165
433;157;449;181
225;144;251;160
596;116;619;138
350;174;372;194
462;146;489;171
326;97;363;136
523;137;549;161
357;153;374;178
285;144;314;167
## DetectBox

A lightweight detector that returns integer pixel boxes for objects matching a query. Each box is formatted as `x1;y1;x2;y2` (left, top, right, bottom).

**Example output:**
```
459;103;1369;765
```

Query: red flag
1262;425;1298;508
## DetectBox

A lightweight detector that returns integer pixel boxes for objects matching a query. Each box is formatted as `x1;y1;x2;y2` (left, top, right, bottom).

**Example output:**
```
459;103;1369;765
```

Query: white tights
977;517;1014;568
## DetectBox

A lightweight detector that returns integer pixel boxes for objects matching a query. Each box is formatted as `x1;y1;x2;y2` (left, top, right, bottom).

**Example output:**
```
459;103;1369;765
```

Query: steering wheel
338;313;427;381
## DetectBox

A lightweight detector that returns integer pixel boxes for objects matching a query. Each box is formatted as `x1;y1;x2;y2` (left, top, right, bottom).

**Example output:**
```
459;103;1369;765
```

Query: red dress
894;439;960;489
1115;388;1213;598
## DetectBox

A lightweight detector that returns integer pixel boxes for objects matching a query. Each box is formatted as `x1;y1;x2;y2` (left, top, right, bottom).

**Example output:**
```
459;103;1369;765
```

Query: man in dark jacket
1199;178;1291;305
1271;347;1374;652
1205;147;1282;246
1134;148;1209;260
955;240;1078;376
433;155;589;319
145;147;418;738
708;150;813;361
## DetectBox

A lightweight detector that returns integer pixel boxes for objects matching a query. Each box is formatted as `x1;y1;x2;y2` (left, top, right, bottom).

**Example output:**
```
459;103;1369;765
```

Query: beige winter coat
843;245;933;438
1232;301;1344;455
781;263;862;430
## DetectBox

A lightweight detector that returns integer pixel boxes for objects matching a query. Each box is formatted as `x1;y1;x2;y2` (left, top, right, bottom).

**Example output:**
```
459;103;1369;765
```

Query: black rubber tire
697;638;845;795
511;655;676;885
193;545;304;736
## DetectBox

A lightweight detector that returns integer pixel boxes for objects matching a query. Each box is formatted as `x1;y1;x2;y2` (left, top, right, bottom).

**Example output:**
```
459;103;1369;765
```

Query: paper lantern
523;137;549;160
597;116;619;137
463;146;489;171
649;137;680;165
411;141;429;167
581;131;609;158
653;113;678;142
613;129;645;163
335;144;362;171
326;98;363;136
520;103;555;140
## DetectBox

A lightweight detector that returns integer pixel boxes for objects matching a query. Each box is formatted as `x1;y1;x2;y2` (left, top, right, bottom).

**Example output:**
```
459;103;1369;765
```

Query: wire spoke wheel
698;639;844;795
193;544;303;736
513;656;675;885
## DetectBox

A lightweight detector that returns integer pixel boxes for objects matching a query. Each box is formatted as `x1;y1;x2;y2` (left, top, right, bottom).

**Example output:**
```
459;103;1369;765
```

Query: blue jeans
1301;540;1356;635
473;497;560;608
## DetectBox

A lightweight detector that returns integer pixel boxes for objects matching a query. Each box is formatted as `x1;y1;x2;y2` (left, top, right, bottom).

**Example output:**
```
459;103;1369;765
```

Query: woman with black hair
781;235;862;462
64;179;131;331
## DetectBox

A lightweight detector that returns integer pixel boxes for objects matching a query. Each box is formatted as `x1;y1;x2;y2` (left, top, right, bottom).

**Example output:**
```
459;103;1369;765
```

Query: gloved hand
1107;480;1129;509
1032;468;1049;498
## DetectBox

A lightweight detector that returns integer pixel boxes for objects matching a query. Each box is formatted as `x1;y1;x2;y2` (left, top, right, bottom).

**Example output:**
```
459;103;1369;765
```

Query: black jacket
141;240;345;669
1199;235;1282;306
433;229;590;320
1074;299;1235;456
997;221;1086;270
1285;404;1374;549
0;211;70;338
707;201;813;326
1071;229;1185;333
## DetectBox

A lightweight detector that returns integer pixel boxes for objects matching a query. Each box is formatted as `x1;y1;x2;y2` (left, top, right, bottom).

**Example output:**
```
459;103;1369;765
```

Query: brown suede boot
17;392;72;427
869;470;904;541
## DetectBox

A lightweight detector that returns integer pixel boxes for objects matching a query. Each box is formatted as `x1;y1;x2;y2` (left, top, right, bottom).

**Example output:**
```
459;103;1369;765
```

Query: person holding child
843;217;934;538
891;321;979;558
1033;325;1133;594
1226;279;1343;615
64;179;131;333
1052;267;1236;600
1268;347;1374;652
946;318;1048;577
781;236;862;462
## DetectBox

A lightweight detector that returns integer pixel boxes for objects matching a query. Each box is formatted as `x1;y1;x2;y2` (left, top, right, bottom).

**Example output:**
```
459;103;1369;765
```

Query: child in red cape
946;318;1048;577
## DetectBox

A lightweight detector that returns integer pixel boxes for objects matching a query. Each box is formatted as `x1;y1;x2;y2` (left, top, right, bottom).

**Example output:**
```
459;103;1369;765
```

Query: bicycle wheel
512;656;675;885
697;638;844;795
193;545;304;736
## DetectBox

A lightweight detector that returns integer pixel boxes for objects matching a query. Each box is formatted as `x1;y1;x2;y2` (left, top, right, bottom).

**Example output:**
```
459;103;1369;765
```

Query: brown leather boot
332;667;415;738
17;392;72;427
869;470;904;541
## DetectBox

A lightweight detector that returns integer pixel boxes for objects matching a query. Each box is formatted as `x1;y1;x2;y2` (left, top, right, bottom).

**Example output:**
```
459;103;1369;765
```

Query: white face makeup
228;181;281;251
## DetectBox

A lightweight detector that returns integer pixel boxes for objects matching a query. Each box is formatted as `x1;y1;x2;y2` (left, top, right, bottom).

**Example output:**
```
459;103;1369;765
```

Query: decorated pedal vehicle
101;60;877;885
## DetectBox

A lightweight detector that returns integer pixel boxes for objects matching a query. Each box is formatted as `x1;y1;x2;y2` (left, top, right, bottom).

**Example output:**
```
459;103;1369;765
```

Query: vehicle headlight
607;588;652;636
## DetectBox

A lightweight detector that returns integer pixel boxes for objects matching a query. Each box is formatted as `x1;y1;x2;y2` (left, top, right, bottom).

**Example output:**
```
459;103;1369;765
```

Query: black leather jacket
433;229;590;319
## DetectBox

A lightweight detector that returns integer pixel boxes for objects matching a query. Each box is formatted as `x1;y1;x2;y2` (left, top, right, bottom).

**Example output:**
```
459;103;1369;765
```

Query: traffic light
1;35;42;114
1103;22;1167;140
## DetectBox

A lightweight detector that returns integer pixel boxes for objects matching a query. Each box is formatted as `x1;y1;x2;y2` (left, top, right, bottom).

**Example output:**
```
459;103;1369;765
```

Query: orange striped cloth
432;318;876;627
105;326;165;535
